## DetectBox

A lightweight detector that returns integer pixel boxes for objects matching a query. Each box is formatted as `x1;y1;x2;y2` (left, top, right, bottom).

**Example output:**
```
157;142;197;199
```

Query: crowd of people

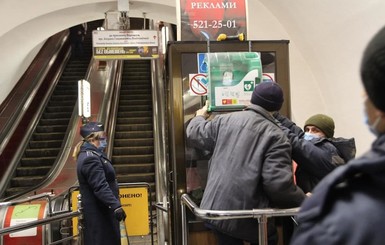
72;24;385;245
186;25;385;245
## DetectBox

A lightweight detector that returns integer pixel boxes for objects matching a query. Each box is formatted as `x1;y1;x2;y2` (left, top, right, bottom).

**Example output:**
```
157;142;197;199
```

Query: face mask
303;132;320;141
364;110;381;136
98;138;108;151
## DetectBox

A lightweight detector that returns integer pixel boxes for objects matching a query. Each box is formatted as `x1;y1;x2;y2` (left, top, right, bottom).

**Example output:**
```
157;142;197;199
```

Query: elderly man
186;82;306;245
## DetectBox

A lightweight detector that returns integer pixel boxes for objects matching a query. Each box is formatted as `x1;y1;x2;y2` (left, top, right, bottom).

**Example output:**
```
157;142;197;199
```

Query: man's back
186;103;305;242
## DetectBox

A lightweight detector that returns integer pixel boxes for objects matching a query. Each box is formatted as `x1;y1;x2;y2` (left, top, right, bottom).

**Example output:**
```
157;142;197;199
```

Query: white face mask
303;132;320;141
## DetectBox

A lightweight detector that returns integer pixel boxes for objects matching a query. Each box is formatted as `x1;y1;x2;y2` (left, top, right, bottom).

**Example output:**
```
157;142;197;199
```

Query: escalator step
112;154;154;164
29;140;62;148
114;131;153;139
116;117;152;124
113;163;155;174
42;112;72;119
114;138;153;147
36;125;68;133
118;105;152;112
117;173;155;183
39;118;71;126
20;156;56;167
32;132;65;141
11;176;45;187
113;146;154;155
25;148;60;157
118;99;152;106
115;124;153;131
16;166;52;176
118;111;152;118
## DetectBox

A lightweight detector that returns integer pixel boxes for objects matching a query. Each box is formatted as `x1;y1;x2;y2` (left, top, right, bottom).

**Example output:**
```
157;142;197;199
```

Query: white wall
1;0;384;156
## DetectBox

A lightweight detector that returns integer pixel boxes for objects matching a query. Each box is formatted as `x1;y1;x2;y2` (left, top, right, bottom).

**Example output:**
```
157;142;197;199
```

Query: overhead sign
92;30;159;59
179;0;247;41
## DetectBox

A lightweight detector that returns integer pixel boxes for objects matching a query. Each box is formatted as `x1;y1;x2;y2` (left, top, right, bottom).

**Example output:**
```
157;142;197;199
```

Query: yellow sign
71;186;149;237
119;187;149;236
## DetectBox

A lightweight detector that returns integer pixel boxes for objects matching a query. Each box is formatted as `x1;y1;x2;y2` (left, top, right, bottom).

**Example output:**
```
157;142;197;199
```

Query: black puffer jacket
186;104;306;243
275;113;356;193
291;134;385;245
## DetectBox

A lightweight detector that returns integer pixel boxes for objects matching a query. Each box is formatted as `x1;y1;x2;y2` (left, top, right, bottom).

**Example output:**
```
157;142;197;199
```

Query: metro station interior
1;1;385;245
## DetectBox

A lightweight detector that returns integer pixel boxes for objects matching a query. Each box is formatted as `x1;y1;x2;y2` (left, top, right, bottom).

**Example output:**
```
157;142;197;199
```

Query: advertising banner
179;0;247;41
92;30;159;59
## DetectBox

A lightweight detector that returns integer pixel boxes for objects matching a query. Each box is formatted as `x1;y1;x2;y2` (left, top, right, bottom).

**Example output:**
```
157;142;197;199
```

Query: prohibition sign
190;73;208;95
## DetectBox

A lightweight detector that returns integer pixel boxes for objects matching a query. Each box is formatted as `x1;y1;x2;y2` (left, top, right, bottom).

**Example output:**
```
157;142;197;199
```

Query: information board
92;30;159;59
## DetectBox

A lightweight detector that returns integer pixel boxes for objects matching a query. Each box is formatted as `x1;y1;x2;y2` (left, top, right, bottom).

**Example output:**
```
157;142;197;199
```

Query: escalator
1;19;104;198
112;60;155;188
111;60;157;243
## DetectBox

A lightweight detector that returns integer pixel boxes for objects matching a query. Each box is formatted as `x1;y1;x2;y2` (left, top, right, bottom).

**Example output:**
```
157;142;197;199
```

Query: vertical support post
77;194;84;245
181;202;188;245
258;215;268;245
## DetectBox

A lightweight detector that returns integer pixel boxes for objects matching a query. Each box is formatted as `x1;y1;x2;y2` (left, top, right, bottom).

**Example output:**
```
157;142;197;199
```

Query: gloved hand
114;207;127;221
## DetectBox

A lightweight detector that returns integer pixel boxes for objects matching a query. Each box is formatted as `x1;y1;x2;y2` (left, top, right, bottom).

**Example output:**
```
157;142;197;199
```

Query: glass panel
182;51;277;207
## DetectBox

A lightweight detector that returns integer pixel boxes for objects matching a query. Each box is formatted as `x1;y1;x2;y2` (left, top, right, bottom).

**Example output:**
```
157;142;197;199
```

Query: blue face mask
303;132;320;141
98;138;108;151
363;110;381;136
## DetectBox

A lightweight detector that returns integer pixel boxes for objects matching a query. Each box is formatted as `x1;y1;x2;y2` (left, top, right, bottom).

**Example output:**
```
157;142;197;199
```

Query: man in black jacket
291;25;385;244
274;113;356;193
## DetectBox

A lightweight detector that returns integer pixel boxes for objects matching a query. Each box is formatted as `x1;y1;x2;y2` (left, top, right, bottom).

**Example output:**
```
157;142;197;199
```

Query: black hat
250;82;284;111
361;26;385;112
80;122;104;138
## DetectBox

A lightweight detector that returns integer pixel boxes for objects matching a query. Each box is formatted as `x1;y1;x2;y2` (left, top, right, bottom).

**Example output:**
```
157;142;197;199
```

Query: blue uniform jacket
76;142;121;245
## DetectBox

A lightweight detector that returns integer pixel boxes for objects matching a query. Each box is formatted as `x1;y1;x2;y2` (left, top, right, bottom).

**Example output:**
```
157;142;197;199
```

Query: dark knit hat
250;82;284;111
304;114;335;138
361;26;385;112
80;122;104;138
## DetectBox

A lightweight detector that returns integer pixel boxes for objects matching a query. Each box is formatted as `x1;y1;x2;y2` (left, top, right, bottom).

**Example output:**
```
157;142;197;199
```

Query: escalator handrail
0;37;72;198
0;30;69;156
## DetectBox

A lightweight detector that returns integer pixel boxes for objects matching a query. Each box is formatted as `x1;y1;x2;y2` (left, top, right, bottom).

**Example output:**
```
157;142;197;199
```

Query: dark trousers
212;229;278;245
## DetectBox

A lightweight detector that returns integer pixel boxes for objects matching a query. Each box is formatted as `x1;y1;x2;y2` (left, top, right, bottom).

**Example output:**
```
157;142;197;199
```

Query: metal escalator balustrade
2;20;103;199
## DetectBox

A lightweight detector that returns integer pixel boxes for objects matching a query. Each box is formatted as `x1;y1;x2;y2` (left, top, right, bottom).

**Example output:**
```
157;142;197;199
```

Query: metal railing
180;193;299;245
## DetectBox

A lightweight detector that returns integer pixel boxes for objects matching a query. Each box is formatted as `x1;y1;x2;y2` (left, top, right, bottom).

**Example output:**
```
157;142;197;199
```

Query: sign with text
71;186;150;237
178;0;247;41
92;30;159;59
206;52;262;111
119;187;149;235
